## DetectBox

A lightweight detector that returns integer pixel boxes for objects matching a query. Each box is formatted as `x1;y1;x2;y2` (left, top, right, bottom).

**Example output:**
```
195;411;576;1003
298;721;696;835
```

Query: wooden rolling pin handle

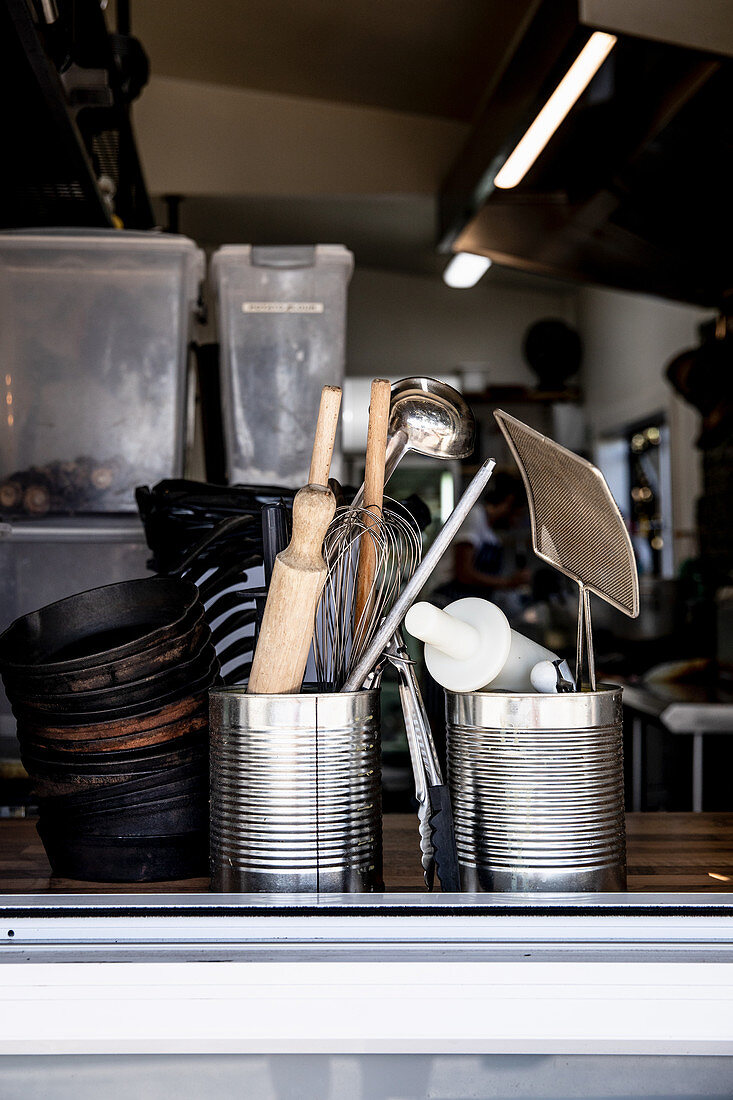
247;383;342;695
309;385;342;487
282;483;336;570
246;484;336;695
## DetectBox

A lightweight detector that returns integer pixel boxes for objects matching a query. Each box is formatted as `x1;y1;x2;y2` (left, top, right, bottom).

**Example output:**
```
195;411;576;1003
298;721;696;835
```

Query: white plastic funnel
405;597;563;693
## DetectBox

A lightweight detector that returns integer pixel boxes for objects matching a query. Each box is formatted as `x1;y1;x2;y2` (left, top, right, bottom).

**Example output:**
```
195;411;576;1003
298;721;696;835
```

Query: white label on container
241;301;324;314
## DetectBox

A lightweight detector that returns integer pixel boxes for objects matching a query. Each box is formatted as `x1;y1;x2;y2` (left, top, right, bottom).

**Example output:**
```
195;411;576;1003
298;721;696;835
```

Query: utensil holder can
209;688;382;892
446;686;626;892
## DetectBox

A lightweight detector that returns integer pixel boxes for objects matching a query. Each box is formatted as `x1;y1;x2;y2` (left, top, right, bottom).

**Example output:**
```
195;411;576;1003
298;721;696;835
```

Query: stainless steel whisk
314;498;422;691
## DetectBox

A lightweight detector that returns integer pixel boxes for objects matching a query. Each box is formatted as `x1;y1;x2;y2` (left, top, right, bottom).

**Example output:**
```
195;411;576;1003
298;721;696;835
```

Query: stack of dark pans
0;577;219;882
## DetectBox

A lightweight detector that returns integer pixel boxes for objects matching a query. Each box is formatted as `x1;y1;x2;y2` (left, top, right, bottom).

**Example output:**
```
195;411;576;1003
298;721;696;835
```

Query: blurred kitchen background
1;0;732;812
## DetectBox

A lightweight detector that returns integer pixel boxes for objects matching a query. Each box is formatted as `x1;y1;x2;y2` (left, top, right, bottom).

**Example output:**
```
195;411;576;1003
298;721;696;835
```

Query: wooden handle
361;379;391;513
308;385;342;487
246;387;341;690
354;379;391;635
247;484;336;694
248;385;341;693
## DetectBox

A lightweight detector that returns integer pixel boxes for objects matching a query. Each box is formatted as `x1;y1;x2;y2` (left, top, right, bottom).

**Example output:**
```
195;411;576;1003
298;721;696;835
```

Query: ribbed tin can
446;687;626;892
209;688;382;892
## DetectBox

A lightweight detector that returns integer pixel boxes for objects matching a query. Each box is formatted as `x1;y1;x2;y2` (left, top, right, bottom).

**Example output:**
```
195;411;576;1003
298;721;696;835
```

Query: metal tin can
446;687;626;892
209;688;382;892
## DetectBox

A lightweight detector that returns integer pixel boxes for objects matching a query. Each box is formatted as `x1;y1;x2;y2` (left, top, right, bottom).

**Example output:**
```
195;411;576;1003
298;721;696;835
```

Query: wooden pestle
247;385;342;694
353;379;391;637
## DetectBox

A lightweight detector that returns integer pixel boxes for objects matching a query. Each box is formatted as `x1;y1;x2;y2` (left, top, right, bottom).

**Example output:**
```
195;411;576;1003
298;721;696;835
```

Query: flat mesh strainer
494;410;639;689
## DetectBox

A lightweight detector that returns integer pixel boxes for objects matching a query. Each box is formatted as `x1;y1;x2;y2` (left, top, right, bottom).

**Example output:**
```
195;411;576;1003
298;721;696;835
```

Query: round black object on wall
523;319;582;391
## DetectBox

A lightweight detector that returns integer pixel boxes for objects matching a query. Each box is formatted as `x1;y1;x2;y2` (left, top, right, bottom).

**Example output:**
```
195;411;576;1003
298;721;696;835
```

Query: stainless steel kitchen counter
0;815;733;1061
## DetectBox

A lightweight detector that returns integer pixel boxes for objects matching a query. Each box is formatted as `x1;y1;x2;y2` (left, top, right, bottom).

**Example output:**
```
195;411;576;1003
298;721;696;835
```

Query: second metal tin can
446;686;626;892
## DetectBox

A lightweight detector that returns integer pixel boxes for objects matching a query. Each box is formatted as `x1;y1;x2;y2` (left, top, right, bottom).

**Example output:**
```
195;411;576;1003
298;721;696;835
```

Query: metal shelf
1;0;154;230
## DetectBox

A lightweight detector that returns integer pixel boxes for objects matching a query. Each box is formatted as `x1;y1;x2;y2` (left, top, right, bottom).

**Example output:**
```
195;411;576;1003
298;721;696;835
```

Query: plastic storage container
0;230;204;514
211;245;353;488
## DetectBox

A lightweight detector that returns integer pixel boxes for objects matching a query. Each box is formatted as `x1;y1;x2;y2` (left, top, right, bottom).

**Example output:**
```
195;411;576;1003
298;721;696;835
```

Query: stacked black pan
0;576;218;881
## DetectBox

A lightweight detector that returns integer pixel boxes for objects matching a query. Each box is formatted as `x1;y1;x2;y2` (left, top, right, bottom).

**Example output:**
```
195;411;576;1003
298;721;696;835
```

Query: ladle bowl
352;377;475;505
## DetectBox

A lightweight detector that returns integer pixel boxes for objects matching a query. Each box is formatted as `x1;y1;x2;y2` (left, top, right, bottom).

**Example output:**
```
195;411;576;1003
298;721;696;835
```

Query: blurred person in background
435;471;531;616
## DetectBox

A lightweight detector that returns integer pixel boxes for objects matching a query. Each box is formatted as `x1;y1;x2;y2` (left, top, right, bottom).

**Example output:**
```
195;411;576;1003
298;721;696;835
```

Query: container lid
0;229;205;299
211;243;354;276
0;228;202;253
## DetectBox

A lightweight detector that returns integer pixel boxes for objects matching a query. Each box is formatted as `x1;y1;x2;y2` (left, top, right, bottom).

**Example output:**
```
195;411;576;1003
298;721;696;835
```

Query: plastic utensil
530;659;576;694
405;597;570;693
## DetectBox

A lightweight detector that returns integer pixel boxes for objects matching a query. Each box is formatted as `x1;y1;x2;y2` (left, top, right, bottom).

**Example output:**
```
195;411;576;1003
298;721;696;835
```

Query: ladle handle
350;429;408;508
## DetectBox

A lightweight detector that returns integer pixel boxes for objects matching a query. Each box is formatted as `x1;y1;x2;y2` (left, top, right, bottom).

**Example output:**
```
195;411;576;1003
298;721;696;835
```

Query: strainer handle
574;586;597;691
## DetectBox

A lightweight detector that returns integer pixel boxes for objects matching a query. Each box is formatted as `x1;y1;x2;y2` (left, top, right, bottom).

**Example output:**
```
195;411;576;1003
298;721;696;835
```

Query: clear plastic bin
0;230;204;514
211;245;353;487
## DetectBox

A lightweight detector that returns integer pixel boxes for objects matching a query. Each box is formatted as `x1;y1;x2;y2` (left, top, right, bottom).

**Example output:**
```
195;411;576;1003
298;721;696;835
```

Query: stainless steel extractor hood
438;0;733;307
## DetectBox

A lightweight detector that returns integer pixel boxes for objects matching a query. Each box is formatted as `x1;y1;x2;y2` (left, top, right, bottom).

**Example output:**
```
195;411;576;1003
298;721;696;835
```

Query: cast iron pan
0;610;210;695
21;732;209;777
11;652;219;726
0;577;202;675
36;778;206;822
18;690;209;741
38;784;208;824
19;708;208;755
38;778;208;820
37;827;209;882
36;759;207;809
17;702;208;750
38;790;207;823
8;639;217;715
39;800;208;836
30;760;206;799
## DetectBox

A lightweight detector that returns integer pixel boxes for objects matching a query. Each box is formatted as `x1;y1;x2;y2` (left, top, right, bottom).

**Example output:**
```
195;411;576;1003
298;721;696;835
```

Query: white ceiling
129;0;577;291
127;0;538;120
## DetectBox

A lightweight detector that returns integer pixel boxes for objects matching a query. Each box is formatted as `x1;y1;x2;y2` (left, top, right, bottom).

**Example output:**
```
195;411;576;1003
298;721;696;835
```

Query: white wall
133;76;468;197
346;267;577;382
577;285;712;567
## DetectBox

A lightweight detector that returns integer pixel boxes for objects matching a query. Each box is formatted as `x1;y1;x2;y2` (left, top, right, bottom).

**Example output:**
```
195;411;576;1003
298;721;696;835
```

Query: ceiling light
494;31;617;190
443;252;492;288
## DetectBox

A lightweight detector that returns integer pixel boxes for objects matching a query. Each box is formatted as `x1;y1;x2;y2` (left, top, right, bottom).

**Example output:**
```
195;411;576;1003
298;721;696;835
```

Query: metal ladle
351;377;475;506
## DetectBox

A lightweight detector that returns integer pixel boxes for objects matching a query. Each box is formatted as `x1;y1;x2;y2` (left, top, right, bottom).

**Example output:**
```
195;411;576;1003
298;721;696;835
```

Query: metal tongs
348;457;496;891
368;630;460;892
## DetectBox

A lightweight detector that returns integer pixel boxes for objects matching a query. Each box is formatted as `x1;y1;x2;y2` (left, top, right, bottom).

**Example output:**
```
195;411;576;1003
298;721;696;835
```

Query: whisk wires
314;498;422;691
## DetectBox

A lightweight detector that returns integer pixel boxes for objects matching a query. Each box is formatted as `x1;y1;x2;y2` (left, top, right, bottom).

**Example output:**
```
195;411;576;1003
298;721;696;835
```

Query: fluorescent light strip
494;31;617;190
443;252;492;288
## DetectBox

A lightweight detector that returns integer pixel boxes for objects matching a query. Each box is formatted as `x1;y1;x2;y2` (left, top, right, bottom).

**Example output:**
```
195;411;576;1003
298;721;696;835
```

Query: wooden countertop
1;812;733;895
